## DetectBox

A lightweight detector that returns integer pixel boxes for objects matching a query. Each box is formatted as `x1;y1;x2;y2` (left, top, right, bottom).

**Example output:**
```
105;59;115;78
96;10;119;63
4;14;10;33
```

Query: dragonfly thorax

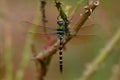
57;20;65;26
57;30;64;35
57;29;64;40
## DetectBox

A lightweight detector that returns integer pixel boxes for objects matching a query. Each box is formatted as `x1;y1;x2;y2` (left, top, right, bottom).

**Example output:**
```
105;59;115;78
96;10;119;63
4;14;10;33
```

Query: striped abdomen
59;40;63;73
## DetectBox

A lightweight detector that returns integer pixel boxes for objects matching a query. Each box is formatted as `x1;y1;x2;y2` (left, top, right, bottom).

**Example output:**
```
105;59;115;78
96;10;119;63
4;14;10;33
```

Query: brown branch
31;43;46;80
31;1;48;80
36;0;99;61
32;0;99;79
40;0;47;32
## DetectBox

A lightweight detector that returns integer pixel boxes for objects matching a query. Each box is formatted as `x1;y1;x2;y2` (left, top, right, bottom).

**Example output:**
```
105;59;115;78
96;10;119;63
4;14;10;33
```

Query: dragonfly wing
70;34;96;38
69;24;97;38
69;24;98;45
69;34;96;45
26;31;58;41
28;31;57;35
20;21;58;40
21;21;57;33
78;24;98;34
27;31;58;41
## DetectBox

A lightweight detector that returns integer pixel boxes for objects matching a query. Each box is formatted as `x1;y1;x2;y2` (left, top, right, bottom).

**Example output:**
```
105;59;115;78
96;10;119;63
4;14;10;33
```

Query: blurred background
0;0;120;80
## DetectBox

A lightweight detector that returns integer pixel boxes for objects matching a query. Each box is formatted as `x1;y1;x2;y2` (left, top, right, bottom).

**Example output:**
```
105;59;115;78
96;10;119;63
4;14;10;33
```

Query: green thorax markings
57;17;65;30
55;1;68;22
58;25;64;29
57;16;70;38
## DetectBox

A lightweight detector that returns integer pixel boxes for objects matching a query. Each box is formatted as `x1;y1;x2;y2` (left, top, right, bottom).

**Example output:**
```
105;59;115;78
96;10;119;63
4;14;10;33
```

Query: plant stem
15;1;42;80
79;28;120;80
29;1;99;80
36;0;99;61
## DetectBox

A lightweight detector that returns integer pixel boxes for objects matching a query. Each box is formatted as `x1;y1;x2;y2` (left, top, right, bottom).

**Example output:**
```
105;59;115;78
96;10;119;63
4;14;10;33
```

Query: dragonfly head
57;20;64;26
57;17;65;26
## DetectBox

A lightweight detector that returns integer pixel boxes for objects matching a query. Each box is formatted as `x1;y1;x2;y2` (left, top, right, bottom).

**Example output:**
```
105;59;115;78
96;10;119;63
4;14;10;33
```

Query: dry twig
33;1;99;79
36;0;99;61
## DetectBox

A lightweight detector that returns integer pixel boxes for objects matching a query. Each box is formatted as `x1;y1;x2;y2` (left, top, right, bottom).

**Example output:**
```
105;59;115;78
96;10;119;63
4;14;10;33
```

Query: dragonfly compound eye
57;21;64;26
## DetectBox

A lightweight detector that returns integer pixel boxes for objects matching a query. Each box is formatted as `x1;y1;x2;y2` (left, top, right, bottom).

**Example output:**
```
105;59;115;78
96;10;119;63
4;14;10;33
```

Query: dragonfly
22;19;96;72
22;17;97;73
24;16;71;73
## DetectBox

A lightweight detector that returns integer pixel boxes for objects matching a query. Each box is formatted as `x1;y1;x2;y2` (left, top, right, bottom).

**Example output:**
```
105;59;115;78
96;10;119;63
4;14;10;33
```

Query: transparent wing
69;24;98;44
70;24;98;38
21;21;98;40
20;21;59;42
21;21;57;35
78;24;97;34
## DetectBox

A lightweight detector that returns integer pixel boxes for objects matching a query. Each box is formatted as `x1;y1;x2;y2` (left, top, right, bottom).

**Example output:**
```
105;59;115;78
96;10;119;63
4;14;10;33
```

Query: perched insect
24;17;70;73
56;17;66;73
22;17;97;73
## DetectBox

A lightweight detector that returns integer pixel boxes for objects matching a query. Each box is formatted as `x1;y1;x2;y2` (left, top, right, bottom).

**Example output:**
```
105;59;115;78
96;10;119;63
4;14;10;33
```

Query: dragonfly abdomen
59;40;63;73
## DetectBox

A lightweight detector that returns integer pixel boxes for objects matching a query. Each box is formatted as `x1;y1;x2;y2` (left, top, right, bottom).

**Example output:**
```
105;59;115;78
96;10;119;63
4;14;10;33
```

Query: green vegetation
0;0;120;80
